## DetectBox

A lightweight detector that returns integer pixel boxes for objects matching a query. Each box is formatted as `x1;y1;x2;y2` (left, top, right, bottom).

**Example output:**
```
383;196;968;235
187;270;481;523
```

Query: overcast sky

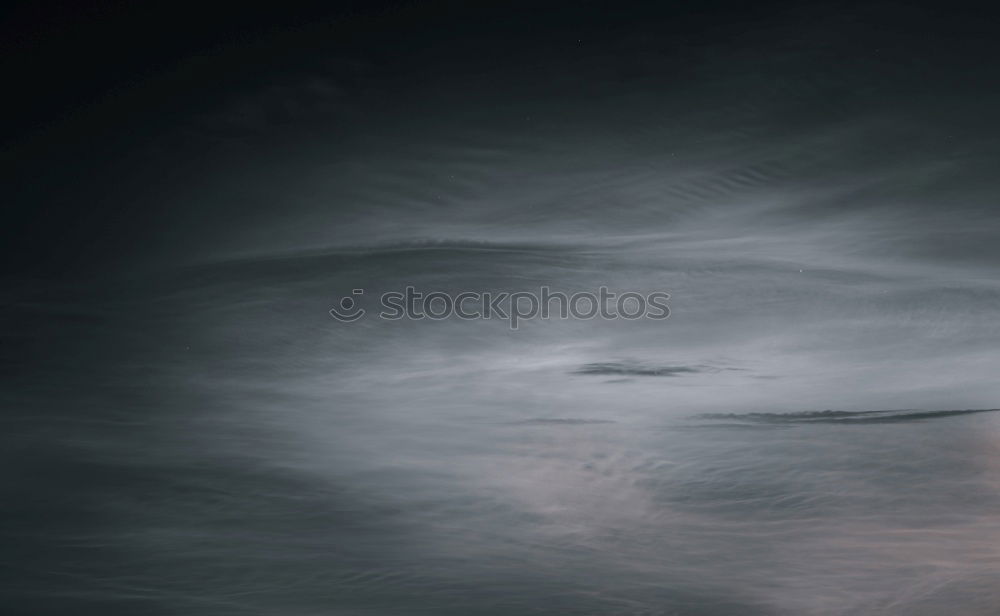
4;2;1000;614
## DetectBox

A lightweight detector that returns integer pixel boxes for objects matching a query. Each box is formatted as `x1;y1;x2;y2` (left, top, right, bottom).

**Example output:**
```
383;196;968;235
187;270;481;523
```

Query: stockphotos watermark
329;286;670;329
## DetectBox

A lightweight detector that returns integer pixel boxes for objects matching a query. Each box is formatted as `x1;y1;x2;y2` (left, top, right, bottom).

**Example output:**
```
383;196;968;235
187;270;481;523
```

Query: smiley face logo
329;289;366;322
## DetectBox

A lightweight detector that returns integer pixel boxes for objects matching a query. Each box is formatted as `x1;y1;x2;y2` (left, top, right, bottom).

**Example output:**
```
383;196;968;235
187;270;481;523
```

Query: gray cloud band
330;286;670;329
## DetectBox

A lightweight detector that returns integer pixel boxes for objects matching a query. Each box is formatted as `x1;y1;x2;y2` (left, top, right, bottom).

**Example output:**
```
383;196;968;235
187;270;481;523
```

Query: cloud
510;418;617;425
573;361;743;378
694;408;1000;425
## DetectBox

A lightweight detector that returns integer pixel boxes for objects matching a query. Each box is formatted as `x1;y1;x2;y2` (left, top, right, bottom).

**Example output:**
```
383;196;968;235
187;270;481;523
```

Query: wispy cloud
573;361;743;378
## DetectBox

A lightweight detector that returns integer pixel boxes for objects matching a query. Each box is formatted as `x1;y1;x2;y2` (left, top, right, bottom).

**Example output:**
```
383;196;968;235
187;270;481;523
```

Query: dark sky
5;3;1000;615
4;1;998;278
